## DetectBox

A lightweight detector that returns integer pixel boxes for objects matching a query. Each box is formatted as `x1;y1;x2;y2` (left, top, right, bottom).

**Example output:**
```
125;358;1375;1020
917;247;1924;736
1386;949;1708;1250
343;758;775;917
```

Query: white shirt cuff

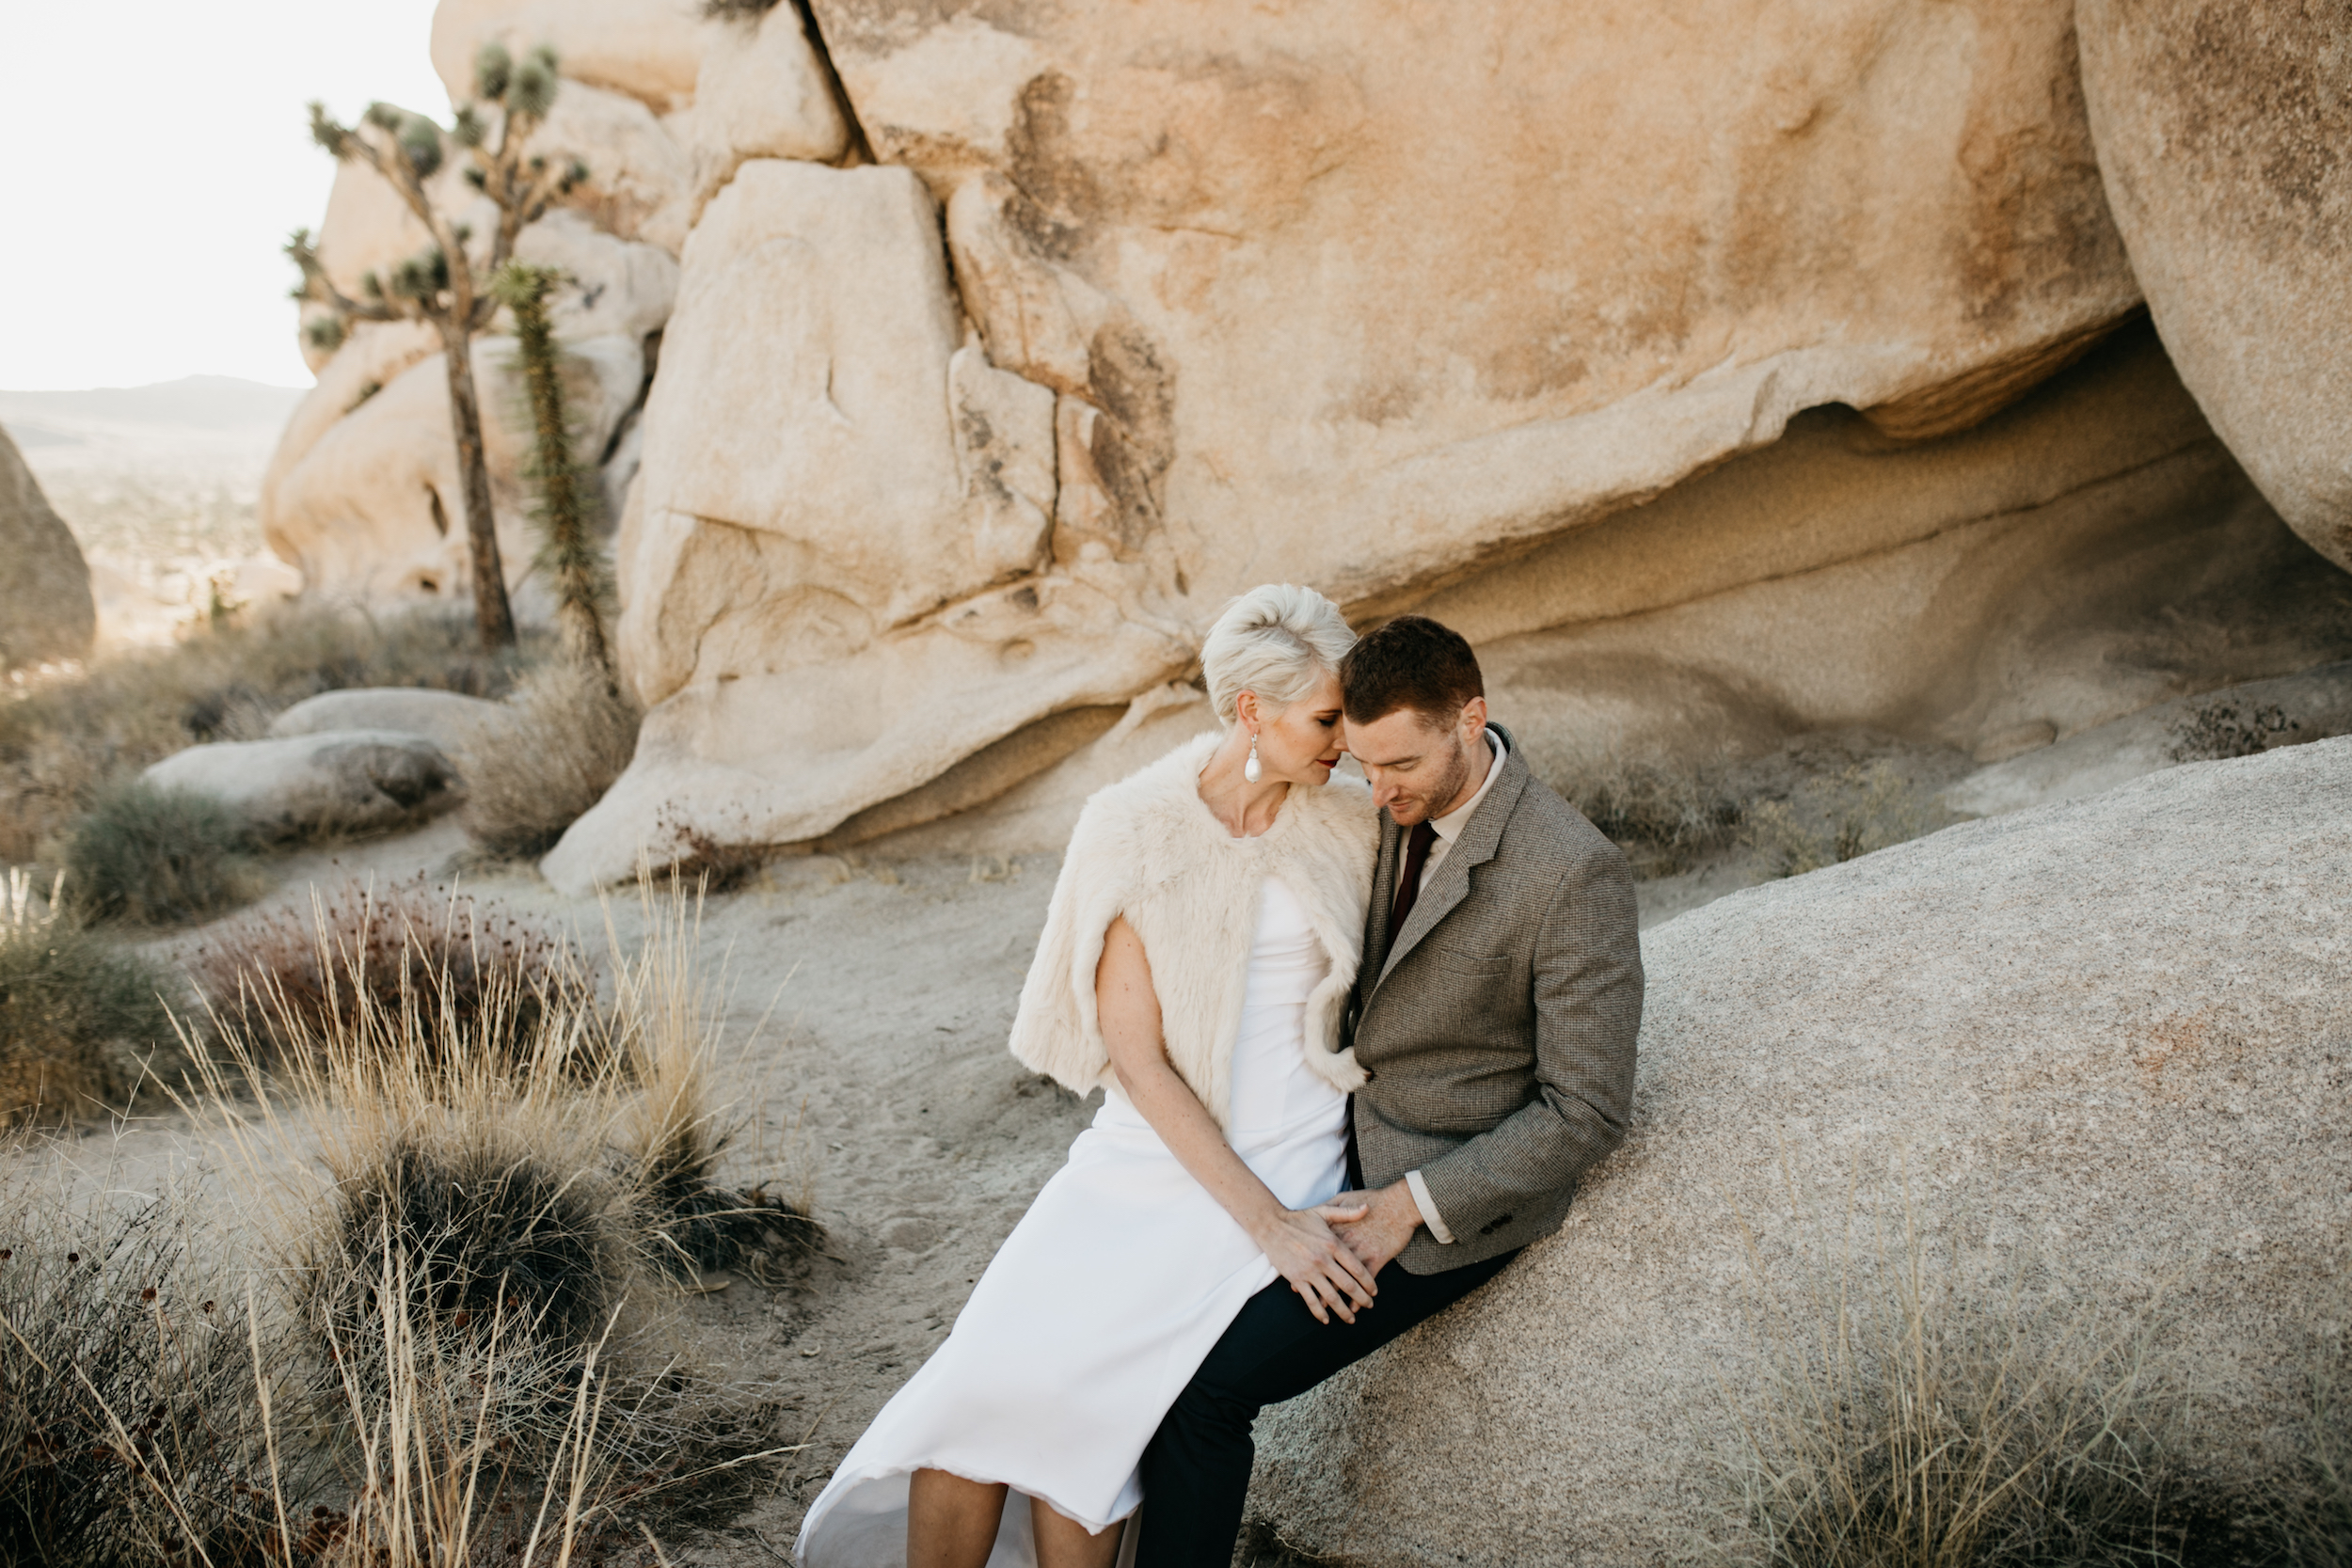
1404;1169;1454;1244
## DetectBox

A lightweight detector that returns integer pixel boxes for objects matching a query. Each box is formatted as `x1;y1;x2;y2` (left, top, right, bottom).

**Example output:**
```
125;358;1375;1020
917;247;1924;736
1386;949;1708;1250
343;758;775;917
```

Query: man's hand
1327;1180;1423;1275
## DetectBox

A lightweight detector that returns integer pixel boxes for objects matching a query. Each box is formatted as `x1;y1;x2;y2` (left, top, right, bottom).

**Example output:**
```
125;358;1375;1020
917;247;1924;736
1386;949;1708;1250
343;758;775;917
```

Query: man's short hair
1339;614;1484;726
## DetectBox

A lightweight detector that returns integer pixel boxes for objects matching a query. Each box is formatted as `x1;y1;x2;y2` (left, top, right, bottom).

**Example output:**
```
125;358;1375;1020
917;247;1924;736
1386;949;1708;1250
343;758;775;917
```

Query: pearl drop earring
1244;733;1263;784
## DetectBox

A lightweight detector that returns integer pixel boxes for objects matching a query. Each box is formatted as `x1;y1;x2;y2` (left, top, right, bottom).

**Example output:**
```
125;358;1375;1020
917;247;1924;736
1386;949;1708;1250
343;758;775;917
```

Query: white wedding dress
797;876;1350;1566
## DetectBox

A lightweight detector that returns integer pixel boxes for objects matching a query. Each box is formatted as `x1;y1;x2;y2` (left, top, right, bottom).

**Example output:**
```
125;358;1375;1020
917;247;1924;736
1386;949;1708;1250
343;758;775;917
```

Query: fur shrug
1009;732;1381;1130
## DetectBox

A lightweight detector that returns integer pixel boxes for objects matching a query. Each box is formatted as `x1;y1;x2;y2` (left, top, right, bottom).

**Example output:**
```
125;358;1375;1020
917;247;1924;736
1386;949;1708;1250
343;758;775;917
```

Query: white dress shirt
1401;730;1505;1244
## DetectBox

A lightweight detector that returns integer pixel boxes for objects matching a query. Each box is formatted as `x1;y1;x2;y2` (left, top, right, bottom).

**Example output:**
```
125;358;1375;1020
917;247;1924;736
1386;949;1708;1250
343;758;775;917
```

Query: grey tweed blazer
1346;723;1644;1275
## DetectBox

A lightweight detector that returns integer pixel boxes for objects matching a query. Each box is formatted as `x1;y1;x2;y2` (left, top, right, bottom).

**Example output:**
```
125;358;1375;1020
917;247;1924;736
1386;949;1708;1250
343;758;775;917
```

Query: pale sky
0;0;449;390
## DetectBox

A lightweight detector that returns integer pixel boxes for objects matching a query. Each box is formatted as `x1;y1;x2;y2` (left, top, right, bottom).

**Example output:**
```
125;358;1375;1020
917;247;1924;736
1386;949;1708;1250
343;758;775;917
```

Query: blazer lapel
1371;731;1530;990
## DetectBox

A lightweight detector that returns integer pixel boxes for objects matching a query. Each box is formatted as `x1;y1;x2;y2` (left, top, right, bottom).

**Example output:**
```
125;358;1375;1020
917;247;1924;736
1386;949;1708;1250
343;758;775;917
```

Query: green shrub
463;661;641;860
0;872;184;1123
59;782;266;928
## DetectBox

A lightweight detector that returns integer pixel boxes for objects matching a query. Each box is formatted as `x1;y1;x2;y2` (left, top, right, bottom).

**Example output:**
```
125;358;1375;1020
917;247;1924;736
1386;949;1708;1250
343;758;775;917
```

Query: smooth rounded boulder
2077;0;2352;569
1248;738;2352;1564
267;688;518;768
142;731;463;842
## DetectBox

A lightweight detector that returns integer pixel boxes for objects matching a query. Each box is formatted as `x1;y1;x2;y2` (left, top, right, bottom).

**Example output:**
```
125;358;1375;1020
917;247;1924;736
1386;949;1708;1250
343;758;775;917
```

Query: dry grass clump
168;870;812;1555
1737;759;1954;879
1555;755;1748;877
188;876;596;1072
604;882;817;1282
0;868;184;1126
0;602;541;865
1717;1163;2218;1568
2270;1331;2352;1568
57;780;268;928
464;662;640;861
0;1177;314;1567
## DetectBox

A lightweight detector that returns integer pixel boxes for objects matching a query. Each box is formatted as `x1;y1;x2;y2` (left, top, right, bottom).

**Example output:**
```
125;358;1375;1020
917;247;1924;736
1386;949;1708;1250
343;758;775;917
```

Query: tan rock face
547;160;1188;892
1251;737;2352;1563
430;0;714;114
0;427;96;669
815;0;2139;610
2076;0;2352;570
670;2;850;211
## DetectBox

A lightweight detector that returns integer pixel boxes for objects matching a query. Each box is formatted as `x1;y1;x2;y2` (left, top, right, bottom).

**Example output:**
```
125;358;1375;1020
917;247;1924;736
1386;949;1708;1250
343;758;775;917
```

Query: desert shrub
56;781;266;928
0;602;543;863
187;876;597;1072
1719;1165;2215;1568
1555;756;1746;877
2171;700;2302;763
1739;761;1947;879
0;1183;313;1567
0;871;183;1125
464;661;641;861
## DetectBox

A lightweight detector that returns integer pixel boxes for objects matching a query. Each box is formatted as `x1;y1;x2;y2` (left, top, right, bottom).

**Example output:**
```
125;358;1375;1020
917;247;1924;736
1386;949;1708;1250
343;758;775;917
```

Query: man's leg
1133;1252;1517;1567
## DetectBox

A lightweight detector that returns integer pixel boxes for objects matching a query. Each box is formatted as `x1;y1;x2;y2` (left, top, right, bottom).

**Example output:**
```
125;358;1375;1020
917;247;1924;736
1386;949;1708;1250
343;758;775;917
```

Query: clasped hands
1254;1180;1424;1325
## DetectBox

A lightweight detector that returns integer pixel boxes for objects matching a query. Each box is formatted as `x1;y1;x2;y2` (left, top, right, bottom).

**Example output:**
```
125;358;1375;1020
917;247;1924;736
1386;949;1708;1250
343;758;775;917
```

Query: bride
797;584;1383;1568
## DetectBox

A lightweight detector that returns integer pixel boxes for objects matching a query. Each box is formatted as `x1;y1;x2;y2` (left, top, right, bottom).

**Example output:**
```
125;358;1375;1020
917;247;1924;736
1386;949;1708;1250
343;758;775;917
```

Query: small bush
188;876;596;1071
2171;700;2302;763
464;661;640;861
0;1184;310;1567
1739;761;1945;879
58;781;266;927
0;873;183;1124
1557;756;1746;877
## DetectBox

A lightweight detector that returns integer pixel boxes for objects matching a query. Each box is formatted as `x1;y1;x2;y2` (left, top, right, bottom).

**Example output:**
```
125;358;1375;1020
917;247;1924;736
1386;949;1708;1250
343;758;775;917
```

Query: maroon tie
1389;820;1438;939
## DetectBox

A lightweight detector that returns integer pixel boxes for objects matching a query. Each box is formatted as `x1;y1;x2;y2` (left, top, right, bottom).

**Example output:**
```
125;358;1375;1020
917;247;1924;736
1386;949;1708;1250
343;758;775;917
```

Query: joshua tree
491;261;616;687
287;43;585;652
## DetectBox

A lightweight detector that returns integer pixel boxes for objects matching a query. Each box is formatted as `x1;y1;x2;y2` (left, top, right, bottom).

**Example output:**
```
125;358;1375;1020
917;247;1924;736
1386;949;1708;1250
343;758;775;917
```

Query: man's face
1344;698;1487;826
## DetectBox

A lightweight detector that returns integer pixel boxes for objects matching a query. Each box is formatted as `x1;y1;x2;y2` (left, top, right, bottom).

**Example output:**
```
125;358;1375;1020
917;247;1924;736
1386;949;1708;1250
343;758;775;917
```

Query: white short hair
1201;584;1356;725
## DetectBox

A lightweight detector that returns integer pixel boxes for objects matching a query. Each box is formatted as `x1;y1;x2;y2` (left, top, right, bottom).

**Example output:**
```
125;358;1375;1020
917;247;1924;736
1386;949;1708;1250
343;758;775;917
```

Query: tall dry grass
158;869;811;1560
1715;1158;2212;1568
463;662;640;861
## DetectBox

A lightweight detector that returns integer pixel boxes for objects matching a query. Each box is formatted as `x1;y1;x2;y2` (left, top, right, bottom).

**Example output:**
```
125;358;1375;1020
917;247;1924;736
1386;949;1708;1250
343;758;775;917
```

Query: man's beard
1416;735;1476;821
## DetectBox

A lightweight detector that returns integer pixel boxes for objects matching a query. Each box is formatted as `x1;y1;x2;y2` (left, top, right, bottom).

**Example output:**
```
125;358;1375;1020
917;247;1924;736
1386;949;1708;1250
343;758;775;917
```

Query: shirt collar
1429;730;1506;846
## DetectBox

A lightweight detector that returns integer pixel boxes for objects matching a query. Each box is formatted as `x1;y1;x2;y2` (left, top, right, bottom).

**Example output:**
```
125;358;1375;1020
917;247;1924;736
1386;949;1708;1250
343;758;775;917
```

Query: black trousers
1133;1249;1519;1566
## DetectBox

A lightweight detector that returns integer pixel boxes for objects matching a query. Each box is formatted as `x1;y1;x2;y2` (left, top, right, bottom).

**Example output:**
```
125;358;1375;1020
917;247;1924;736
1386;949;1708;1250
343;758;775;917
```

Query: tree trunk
441;327;516;651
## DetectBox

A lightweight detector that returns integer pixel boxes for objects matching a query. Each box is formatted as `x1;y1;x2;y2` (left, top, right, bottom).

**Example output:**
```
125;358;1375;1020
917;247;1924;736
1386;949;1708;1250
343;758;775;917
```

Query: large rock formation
1248;737;2352;1564
259;0;2350;881
2076;0;2352;571
0;426;96;669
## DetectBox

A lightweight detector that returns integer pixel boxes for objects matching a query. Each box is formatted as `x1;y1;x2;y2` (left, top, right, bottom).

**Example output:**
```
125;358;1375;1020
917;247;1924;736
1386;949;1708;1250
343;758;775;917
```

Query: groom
1136;613;1645;1563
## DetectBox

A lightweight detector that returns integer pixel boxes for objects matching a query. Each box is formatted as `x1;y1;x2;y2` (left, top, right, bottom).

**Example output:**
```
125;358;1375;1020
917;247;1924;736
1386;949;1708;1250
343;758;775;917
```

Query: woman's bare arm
1095;915;1376;1323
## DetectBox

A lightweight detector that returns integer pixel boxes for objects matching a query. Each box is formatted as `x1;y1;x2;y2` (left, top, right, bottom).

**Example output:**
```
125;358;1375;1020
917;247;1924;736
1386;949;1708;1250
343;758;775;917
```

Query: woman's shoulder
1066;731;1221;851
1287;772;1381;834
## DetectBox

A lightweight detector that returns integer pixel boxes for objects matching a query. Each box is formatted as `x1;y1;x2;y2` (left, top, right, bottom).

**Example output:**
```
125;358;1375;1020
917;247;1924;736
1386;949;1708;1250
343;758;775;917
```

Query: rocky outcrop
0;426;96;669
1248;737;2352;1565
142;732;463;841
544;160;1188;893
2077;0;2352;571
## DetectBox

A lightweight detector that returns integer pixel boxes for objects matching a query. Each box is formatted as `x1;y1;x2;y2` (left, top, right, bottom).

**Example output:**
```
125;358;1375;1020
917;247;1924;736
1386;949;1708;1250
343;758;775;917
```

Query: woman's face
1249;669;1348;785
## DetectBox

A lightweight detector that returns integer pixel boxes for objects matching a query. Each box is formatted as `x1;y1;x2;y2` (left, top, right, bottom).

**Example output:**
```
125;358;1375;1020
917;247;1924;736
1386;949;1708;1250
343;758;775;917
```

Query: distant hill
0;376;304;445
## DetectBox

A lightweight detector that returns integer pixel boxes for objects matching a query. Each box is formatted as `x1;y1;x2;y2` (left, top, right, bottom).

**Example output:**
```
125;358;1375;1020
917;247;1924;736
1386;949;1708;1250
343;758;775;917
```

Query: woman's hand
1251;1201;1379;1324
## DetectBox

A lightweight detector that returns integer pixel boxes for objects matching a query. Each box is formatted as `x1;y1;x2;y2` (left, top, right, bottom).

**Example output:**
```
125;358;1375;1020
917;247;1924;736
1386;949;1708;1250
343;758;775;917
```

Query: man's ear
1459;695;1489;743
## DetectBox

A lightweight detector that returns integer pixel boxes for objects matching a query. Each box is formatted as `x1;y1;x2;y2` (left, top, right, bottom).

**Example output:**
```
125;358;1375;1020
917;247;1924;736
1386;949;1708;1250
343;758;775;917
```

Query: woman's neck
1198;730;1291;838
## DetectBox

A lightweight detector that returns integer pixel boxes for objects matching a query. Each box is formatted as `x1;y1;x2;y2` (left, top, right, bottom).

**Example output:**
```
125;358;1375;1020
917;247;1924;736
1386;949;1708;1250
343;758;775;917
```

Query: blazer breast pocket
1425;945;1511;978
